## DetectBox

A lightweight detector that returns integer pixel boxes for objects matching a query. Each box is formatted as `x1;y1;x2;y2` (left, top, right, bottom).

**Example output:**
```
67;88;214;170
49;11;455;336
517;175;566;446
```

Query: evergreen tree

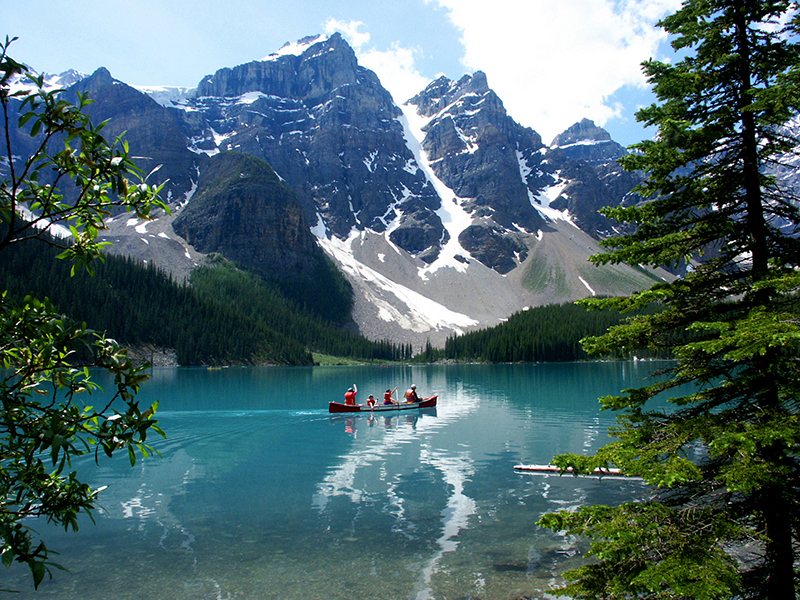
539;3;800;599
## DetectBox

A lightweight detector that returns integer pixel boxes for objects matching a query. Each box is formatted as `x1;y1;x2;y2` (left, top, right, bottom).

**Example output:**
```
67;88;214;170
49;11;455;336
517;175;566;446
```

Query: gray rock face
186;33;445;263
172;152;320;280
546;118;643;238
407;72;549;273
458;221;529;275
69;67;201;206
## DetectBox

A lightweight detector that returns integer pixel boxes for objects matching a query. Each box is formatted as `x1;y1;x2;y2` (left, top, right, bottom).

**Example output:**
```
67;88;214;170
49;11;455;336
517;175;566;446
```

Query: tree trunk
732;0;770;280
731;6;796;596
763;485;797;600
759;383;796;600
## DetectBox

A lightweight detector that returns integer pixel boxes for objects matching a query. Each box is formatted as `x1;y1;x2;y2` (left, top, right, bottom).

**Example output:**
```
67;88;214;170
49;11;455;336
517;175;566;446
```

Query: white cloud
324;18;372;49
357;43;431;104
427;0;682;142
324;18;431;106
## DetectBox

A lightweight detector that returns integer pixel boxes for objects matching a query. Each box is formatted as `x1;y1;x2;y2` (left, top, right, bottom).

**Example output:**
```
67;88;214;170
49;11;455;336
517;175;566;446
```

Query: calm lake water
6;362;673;599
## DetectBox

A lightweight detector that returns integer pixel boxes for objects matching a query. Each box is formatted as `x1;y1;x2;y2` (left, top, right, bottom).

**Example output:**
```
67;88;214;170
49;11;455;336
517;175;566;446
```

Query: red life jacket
344;390;357;405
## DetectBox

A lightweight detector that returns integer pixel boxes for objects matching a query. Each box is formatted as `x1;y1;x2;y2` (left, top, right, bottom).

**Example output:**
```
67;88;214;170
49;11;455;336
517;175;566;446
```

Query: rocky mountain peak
408;71;492;119
544;119;642;238
551;118;611;147
46;68;87;88
81;66;115;89
466;70;489;93
182;34;444;264
547;118;627;166
405;71;548;273
196;32;364;105
68;67;199;206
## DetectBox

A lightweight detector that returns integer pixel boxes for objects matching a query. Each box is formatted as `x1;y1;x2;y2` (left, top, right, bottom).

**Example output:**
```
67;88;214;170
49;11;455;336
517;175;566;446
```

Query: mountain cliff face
407;72;548;274
10;34;679;347
172;152;319;280
545;118;643;238
184;33;446;264
171;151;353;320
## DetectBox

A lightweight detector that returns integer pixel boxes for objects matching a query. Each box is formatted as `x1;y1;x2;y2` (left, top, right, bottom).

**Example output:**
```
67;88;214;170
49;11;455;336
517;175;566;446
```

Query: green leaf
31;560;46;588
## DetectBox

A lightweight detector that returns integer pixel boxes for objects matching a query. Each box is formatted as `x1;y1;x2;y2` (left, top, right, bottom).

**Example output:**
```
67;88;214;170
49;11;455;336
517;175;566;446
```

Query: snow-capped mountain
7;67;88;94
5;34;674;347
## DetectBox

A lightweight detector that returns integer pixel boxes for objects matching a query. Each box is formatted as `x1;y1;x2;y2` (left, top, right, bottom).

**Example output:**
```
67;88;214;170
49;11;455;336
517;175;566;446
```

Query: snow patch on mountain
311;213;328;239
555;138;617;149
15;205;71;239
398;103;473;280
578;276;597;296
533;179;579;227
8;68;87;95
180;167;200;208
319;232;478;334
135;85;197;108
262;35;327;61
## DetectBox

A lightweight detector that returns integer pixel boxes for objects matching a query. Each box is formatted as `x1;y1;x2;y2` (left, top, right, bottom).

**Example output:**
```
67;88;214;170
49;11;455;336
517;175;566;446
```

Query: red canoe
329;396;438;413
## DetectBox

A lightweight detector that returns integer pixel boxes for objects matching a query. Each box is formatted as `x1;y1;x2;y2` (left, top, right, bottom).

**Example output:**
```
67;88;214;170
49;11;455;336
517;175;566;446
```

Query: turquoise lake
5;362;672;599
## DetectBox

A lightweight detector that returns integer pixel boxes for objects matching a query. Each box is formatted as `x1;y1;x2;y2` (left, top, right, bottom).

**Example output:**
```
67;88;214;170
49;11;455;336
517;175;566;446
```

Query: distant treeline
439;301;665;363
0;235;412;366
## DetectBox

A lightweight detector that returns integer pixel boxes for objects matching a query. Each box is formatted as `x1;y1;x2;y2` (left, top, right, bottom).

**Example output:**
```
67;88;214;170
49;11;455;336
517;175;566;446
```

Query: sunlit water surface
6;362;676;599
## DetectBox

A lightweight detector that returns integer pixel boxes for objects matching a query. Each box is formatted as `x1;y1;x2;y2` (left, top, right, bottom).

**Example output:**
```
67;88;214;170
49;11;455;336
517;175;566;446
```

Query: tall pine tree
539;2;800;598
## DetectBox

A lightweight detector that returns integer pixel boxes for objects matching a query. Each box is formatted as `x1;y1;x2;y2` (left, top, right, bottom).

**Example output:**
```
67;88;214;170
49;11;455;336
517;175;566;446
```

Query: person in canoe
404;384;420;403
384;387;398;405
367;394;376;408
344;384;358;405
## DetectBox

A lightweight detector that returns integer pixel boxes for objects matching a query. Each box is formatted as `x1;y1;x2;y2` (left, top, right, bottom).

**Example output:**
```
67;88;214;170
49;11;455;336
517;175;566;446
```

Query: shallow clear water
6;362;670;599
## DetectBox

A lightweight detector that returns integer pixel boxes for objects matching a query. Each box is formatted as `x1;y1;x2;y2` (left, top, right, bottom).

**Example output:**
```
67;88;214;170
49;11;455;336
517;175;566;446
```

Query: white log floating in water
514;464;626;477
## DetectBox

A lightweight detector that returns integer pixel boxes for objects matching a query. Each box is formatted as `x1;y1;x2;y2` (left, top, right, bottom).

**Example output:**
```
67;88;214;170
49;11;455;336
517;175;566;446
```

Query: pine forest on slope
0;231;414;366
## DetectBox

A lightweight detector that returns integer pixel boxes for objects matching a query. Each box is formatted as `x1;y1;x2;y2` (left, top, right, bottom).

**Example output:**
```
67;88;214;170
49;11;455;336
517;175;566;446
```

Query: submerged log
514;464;628;477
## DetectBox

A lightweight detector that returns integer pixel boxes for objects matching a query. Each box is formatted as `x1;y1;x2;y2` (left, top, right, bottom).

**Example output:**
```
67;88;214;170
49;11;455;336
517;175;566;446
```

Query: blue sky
5;0;682;146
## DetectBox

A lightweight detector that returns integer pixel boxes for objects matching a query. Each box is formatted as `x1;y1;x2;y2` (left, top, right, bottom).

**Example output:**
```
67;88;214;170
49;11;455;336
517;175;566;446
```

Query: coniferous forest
0;234;413;366
441;302;663;363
